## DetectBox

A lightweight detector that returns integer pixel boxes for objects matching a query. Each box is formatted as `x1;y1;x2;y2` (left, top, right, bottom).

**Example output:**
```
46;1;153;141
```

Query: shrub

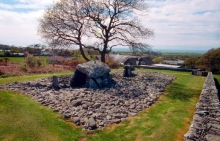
22;55;47;71
0;58;9;66
66;58;86;69
105;59;120;69
153;57;164;64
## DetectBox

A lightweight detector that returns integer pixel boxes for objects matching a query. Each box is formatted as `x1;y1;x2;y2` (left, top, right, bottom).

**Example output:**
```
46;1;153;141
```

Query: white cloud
0;0;219;51
0;0;57;46
143;0;220;50
0;9;44;46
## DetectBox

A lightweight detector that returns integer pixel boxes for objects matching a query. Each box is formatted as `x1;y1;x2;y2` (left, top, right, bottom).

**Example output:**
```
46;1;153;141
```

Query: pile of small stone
0;70;175;131
184;72;220;141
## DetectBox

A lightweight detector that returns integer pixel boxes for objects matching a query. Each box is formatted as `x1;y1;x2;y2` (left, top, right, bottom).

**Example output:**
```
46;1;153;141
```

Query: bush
0;58;9;66
66;58;86;69
21;55;48;71
153;57;164;64
105;59;120;69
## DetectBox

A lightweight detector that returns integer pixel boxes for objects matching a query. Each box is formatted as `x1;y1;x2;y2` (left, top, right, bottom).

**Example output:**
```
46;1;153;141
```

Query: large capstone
70;61;111;88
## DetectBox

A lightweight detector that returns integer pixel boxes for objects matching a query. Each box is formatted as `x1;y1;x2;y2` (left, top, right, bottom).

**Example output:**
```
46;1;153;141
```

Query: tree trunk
79;45;90;62
101;52;105;63
101;42;108;63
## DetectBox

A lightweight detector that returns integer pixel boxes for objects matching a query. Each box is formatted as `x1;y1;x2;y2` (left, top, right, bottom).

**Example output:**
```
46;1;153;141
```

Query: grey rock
73;117;80;123
94;103;101;109
111;119;121;124
106;115;112;120
121;118;127;122
88;117;96;129
82;104;88;109
76;61;110;78
129;104;136;109
205;134;220;141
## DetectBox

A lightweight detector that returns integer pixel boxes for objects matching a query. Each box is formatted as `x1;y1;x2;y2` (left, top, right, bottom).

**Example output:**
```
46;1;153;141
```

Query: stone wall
192;70;208;76
184;72;220;141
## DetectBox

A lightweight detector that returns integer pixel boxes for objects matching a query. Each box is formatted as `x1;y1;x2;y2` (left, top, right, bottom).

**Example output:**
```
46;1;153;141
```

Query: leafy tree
153;58;164;64
196;48;220;73
38;0;153;62
10;46;20;54
183;57;198;69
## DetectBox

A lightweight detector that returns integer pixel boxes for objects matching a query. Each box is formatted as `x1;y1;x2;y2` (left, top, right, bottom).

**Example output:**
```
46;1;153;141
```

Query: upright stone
123;65;134;77
52;76;60;89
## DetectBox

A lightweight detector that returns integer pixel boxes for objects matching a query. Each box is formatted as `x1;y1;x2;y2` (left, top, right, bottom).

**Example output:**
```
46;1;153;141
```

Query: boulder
70;61;111;88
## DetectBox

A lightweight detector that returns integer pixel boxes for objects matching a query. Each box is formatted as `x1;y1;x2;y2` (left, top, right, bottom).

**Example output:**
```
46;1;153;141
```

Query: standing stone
52;76;60;89
123;66;134;77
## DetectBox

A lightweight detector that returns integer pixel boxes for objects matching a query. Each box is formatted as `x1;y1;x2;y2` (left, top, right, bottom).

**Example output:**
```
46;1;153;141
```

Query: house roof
139;57;153;65
108;54;138;65
97;54;153;65
125;57;138;65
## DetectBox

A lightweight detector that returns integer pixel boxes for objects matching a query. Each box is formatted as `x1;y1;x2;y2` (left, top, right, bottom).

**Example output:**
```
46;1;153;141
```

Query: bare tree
38;0;153;63
38;0;90;61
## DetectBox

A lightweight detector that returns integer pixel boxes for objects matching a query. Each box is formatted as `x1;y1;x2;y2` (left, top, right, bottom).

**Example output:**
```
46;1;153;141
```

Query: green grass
0;90;82;141
0;56;49;63
0;57;25;63
0;69;207;141
161;52;203;57
214;74;220;82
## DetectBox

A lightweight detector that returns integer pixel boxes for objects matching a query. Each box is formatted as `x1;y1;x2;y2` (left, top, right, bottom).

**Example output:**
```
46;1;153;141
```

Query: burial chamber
70;61;112;88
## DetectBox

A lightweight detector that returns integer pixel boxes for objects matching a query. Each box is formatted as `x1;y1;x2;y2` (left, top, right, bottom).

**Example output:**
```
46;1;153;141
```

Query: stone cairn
0;70;175;131
70;61;112;88
184;72;220;141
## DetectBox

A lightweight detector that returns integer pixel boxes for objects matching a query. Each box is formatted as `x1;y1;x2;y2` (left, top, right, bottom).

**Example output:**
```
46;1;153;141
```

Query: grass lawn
0;69;207;141
0;57;25;63
0;90;82;141
161;52;203;57
0;56;48;63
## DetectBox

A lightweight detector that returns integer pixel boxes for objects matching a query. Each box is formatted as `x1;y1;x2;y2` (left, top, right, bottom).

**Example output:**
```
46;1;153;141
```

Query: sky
0;0;219;51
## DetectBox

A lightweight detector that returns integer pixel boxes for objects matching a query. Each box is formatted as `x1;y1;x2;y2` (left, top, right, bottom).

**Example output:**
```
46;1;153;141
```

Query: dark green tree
196;48;220;73
183;57;198;69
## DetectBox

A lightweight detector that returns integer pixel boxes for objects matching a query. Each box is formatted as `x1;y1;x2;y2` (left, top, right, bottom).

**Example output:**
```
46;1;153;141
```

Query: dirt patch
0;62;73;75
78;137;88;141
2;134;16;141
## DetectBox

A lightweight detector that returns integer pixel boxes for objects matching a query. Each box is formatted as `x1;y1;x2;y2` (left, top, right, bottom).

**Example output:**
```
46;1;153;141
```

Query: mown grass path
0;69;206;141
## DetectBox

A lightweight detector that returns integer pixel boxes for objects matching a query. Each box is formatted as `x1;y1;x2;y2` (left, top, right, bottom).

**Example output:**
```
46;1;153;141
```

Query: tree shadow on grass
214;78;220;101
165;83;201;102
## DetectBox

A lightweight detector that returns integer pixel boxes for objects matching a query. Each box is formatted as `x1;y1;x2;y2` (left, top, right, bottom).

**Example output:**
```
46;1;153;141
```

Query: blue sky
0;0;219;51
